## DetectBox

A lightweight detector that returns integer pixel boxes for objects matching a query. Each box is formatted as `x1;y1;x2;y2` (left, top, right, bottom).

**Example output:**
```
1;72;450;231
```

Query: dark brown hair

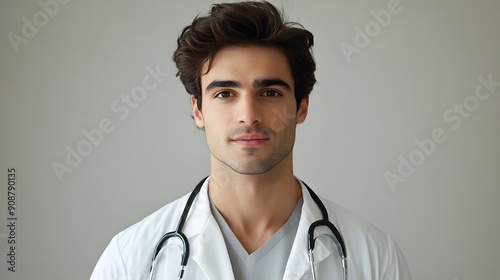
173;0;316;110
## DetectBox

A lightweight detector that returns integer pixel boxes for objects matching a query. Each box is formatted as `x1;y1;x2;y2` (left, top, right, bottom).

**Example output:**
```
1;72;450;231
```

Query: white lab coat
90;178;412;279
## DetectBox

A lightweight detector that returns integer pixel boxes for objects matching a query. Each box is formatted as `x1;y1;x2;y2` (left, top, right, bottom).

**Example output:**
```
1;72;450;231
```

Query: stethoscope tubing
150;177;347;280
149;178;205;280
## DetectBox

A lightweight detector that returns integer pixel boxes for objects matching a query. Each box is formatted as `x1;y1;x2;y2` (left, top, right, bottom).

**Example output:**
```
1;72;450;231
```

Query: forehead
201;45;294;88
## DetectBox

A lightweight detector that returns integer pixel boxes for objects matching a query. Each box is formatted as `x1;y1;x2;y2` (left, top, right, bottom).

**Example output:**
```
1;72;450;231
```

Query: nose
237;94;262;126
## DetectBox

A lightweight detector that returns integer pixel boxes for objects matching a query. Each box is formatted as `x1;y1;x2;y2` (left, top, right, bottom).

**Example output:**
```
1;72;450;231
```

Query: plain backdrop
1;0;499;279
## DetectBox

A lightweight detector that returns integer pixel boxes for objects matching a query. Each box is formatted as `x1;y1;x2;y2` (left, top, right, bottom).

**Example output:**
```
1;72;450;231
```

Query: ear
296;96;309;124
191;95;205;128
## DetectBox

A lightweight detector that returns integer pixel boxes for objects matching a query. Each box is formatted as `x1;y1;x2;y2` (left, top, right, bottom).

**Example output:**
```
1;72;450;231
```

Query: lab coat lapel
186;177;235;280
283;182;336;279
191;218;235;280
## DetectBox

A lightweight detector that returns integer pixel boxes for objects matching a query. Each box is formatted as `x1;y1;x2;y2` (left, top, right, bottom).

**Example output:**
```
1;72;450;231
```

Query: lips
232;134;269;146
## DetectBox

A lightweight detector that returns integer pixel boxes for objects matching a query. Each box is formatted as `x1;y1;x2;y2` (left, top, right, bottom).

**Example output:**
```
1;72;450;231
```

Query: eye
215;91;233;99
261;90;281;97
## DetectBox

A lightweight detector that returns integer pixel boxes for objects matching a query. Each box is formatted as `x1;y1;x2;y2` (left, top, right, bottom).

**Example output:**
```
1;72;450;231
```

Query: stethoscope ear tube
149;231;190;279
149;177;207;279
303;181;348;280
303;182;347;259
175;177;207;233
308;220;346;257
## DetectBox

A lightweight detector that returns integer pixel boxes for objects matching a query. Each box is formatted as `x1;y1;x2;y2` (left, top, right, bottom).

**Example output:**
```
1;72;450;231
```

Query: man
90;1;412;279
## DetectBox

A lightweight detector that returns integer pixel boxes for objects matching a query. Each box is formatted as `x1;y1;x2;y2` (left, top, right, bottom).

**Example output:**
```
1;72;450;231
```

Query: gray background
1;0;499;279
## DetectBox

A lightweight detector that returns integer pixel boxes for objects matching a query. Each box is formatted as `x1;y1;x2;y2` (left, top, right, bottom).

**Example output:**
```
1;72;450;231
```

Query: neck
208;154;302;253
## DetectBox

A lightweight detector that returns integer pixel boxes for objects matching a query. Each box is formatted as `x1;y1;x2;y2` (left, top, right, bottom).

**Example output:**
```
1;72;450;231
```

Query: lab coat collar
185;177;236;280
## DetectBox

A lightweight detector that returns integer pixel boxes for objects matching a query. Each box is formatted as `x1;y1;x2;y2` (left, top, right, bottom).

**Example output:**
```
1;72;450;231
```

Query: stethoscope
149;177;347;280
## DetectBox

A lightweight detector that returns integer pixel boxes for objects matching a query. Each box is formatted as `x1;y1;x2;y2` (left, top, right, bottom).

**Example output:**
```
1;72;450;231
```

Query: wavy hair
173;1;316;110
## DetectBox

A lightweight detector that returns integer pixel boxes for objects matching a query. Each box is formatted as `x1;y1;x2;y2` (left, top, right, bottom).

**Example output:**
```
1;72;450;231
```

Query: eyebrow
204;78;292;94
205;80;241;93
253;79;292;91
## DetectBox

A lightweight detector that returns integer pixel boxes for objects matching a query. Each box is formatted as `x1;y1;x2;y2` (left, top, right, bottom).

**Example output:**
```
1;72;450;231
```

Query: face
192;45;308;175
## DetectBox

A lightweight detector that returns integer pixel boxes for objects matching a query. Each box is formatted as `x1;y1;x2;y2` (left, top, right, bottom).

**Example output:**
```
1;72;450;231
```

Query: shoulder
90;193;191;279
323;199;389;242
321;198;394;250
321;198;412;279
114;193;190;250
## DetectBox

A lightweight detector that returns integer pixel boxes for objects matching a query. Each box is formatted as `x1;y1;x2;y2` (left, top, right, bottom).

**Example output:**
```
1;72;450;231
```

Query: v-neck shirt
209;197;303;280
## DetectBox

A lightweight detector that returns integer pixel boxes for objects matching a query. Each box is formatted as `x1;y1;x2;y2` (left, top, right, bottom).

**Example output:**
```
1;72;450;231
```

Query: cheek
203;118;226;148
201;112;223;133
268;104;297;126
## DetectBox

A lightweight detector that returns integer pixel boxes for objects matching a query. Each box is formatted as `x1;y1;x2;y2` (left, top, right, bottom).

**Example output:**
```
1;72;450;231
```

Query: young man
90;1;412;279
